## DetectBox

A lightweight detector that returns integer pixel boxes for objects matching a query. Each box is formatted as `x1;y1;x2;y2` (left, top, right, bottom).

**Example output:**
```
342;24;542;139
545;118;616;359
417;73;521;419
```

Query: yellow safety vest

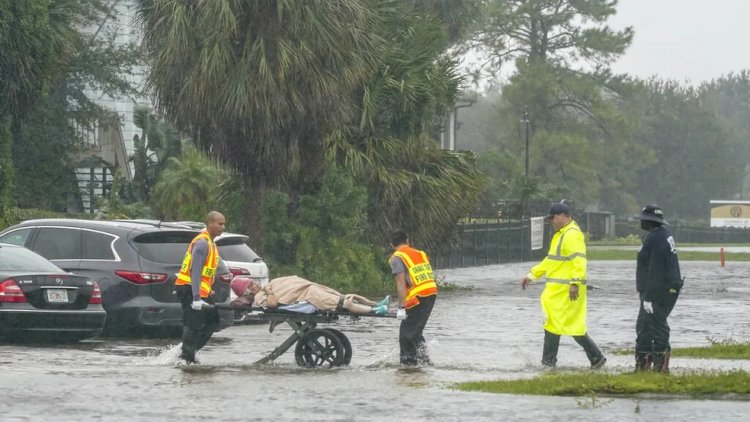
175;231;219;298
391;245;438;309
529;221;588;336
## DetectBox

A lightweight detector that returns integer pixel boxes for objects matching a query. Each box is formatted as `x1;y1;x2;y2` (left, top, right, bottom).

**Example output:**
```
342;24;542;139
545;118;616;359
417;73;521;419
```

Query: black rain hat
544;202;571;220
637;204;668;225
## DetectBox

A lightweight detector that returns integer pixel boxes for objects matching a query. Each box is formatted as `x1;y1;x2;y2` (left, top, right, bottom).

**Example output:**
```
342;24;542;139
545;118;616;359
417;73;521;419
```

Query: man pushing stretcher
230;275;390;315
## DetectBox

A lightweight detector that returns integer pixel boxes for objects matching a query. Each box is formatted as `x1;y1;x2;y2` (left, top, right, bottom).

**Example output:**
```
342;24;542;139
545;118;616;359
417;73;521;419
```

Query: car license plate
46;289;68;303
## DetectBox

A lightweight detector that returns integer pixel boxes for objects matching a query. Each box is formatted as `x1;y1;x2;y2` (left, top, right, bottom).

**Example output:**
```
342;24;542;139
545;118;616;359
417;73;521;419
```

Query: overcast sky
609;0;750;84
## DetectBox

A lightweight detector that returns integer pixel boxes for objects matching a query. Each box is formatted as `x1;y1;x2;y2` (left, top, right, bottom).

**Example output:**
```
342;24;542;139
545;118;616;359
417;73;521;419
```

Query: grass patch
612;339;750;360
455;370;750;396
587;249;750;261
675;343;750;359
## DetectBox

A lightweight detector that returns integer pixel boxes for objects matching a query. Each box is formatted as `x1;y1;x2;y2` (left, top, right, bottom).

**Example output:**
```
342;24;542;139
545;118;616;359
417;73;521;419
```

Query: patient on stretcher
230;275;390;315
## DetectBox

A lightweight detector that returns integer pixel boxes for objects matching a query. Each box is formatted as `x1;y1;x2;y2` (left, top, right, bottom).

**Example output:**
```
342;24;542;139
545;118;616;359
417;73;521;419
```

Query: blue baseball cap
544;202;571;220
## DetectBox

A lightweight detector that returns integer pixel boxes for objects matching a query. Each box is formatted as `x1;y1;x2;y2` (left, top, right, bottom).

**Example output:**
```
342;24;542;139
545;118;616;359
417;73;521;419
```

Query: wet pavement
1;260;749;421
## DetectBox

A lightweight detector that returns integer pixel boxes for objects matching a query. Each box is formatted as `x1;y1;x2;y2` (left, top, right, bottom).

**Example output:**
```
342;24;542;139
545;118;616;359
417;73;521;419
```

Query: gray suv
0;219;234;334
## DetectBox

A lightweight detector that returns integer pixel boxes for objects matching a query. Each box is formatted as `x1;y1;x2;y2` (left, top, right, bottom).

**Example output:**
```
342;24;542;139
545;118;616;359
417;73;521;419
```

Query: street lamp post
521;109;530;177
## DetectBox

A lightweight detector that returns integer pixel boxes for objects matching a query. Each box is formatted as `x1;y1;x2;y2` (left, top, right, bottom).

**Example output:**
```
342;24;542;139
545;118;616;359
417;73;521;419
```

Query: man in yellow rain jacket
521;202;606;369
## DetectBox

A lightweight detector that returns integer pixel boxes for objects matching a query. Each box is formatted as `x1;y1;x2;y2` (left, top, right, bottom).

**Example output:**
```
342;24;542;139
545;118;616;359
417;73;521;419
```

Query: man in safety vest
521;203;606;369
175;210;226;364
389;230;438;366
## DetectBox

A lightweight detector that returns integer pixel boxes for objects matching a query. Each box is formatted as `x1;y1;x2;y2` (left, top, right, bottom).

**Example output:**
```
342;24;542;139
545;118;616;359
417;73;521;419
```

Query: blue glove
191;299;209;311
642;301;653;314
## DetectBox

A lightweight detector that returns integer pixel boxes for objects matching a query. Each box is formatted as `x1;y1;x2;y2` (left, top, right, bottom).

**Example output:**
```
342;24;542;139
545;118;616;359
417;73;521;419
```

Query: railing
432;219;548;269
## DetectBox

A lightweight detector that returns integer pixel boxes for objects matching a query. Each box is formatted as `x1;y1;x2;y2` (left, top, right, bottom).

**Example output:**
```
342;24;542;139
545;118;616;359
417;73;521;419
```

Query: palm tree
135;0;383;248
150;145;224;221
330;6;485;251
0;0;80;212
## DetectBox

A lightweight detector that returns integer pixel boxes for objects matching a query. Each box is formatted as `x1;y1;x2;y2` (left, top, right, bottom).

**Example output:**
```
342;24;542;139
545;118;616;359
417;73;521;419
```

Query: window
216;236;262;262
81;230;117;260
132;231;197;264
0;228;33;246
217;244;262;262
33;228;82;260
0;246;62;272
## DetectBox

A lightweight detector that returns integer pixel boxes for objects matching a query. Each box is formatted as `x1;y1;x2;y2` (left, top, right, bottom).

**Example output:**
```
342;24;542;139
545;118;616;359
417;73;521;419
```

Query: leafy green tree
3;0;139;213
700;71;750;198
409;0;482;43
262;164;389;291
329;4;486;251
136;0;384;248
472;0;636;212
150;145;226;221
625;79;743;220
0;0;77;121
475;0;632;71
0;0;75;212
131;106;184;202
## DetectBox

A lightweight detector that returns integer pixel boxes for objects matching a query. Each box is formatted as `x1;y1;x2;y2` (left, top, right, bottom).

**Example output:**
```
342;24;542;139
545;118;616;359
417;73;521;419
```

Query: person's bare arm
395;272;408;307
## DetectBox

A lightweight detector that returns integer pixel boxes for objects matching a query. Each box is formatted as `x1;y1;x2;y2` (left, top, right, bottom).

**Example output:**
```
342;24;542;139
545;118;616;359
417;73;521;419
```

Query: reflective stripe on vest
392;245;437;309
175;231;219;298
545;224;587;284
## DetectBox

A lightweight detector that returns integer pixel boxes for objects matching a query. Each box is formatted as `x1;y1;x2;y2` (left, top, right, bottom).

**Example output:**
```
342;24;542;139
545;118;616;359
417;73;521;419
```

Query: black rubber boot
541;330;560;368
180;327;199;364
634;353;652;371
652;352;670;373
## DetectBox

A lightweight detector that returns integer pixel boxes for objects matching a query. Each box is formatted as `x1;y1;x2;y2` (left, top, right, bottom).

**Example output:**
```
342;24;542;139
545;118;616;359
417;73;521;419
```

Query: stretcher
218;304;395;368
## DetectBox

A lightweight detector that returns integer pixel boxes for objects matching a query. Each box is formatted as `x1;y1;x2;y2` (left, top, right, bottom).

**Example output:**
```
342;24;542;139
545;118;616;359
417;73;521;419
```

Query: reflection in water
0;261;749;421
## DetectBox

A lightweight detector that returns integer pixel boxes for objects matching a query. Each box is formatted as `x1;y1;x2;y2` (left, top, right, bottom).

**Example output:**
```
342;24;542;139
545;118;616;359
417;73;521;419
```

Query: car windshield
0;245;63;272
131;231;198;264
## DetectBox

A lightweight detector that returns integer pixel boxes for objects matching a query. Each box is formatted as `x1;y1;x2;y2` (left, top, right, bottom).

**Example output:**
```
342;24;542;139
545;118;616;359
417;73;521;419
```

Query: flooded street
2;260;750;421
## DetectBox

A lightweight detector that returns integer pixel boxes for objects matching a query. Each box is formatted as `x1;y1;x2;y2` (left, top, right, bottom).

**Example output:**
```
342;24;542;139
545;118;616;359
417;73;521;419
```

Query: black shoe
179;351;197;364
591;356;607;370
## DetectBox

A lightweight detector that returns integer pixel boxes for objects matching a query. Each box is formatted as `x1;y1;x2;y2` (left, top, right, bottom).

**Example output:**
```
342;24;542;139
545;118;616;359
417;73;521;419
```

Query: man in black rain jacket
635;204;683;373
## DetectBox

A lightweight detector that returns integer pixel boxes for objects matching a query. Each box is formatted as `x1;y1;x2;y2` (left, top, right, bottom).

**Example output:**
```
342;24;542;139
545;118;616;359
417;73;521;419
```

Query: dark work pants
400;295;436;366
542;330;603;367
636;294;678;356
176;284;219;363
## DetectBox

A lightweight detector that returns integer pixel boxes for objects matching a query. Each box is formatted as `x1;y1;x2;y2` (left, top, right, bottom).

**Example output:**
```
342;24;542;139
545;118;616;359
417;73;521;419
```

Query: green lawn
455;370;750;396
588;249;750;261
612;341;750;360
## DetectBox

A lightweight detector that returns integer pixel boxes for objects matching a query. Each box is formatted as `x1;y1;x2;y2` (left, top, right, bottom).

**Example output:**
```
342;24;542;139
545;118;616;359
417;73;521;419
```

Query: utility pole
521;108;530;177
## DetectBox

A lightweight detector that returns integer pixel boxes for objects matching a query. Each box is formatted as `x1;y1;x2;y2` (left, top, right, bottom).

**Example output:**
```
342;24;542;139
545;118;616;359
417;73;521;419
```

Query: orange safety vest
175;231;219;298
391;245;438;309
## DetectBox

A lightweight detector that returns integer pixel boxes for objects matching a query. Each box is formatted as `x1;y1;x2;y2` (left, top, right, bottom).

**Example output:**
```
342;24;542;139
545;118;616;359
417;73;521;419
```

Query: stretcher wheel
295;328;347;368
323;328;352;365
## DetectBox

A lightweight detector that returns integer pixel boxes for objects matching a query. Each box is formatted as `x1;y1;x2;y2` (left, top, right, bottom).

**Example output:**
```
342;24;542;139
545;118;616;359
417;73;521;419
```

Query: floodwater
2;260;750;421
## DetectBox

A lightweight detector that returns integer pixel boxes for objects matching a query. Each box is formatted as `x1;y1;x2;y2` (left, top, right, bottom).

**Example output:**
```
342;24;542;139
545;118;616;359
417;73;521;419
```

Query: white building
75;0;148;213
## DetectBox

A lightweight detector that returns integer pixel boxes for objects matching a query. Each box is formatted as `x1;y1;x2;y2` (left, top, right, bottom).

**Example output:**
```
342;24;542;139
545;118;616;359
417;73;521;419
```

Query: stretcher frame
219;305;394;368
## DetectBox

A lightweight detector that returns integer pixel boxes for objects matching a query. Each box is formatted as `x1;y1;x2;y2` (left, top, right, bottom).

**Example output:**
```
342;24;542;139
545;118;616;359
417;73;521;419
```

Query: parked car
0;243;106;341
0;219;234;335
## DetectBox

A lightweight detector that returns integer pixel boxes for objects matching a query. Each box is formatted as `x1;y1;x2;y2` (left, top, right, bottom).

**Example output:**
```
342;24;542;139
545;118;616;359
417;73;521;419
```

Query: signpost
530;217;544;250
710;200;750;228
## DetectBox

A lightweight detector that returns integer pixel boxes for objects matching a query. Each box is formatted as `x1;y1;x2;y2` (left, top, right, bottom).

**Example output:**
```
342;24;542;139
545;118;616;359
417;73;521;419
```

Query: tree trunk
288;129;326;217
240;176;265;254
